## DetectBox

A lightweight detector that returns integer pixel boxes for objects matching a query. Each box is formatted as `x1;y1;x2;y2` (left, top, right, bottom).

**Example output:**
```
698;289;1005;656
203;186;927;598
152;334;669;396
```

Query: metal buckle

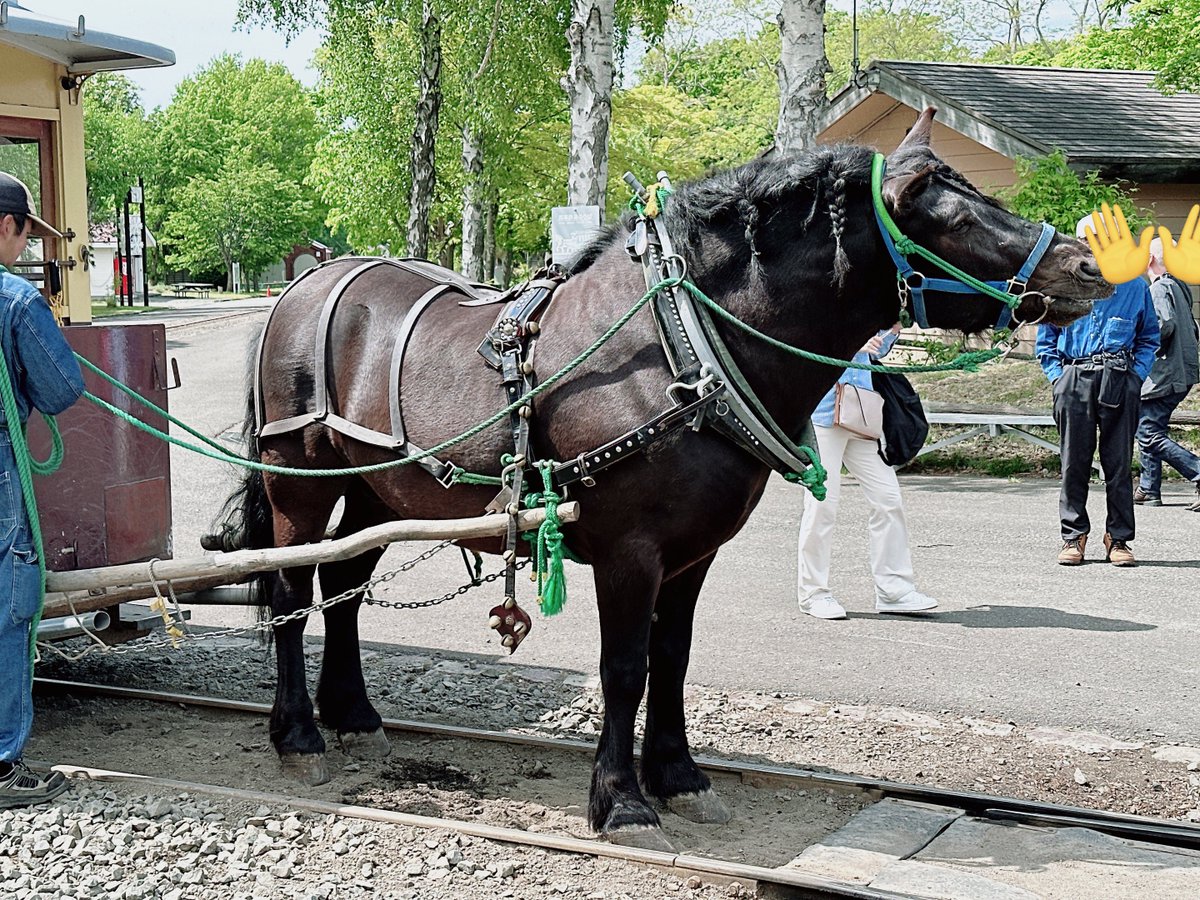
1006;277;1028;296
573;452;597;488
665;363;716;404
435;461;459;489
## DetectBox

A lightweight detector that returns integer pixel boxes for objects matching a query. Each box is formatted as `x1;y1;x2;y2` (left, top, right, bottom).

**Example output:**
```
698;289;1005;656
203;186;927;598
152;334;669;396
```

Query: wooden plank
45;503;580;594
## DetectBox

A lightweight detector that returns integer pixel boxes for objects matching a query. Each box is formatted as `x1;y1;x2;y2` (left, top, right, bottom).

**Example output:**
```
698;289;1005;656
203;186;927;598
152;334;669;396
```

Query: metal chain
37;540;525;661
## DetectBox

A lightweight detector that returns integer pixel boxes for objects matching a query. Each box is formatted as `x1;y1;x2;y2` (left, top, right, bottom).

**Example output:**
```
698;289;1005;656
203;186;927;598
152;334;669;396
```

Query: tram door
0;116;59;306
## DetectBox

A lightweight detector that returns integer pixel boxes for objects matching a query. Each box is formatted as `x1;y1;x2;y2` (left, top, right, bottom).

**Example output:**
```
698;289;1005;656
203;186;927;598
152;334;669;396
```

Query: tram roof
0;3;174;74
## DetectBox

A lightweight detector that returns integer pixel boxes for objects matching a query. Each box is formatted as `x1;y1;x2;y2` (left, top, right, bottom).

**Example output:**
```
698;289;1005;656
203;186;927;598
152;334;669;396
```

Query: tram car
0;6;179;643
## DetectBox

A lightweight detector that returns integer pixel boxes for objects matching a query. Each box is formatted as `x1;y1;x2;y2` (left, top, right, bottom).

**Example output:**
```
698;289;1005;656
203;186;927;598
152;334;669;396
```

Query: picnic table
169;282;214;298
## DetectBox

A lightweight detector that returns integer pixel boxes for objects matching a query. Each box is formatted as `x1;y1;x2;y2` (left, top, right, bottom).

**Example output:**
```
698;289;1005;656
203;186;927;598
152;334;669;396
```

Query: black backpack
872;371;929;467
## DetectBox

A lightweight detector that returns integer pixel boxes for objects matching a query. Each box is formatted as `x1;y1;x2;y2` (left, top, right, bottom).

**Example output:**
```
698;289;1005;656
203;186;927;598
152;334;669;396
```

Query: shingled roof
822;61;1200;182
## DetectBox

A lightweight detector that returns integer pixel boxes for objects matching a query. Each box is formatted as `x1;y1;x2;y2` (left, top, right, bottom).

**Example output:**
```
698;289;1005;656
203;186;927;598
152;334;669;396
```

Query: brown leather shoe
1103;533;1136;567
1058;535;1086;566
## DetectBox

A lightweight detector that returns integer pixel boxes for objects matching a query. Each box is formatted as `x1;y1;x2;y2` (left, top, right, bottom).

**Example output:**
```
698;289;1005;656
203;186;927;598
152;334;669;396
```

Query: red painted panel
27;323;173;570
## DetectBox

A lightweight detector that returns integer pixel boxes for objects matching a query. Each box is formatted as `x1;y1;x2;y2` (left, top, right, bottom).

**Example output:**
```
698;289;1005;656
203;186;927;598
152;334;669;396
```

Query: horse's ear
882;163;938;213
894;107;937;152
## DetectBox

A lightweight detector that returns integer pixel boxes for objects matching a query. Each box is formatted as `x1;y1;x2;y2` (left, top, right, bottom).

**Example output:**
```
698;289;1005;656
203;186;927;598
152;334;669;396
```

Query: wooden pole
45;503;579;594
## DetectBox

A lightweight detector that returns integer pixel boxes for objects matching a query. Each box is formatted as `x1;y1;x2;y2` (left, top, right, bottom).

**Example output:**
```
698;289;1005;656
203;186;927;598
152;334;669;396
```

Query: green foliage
83;74;152;218
150;54;324;278
999;150;1147;235
162;152;312;282
825;3;969;94
1049;0;1200;93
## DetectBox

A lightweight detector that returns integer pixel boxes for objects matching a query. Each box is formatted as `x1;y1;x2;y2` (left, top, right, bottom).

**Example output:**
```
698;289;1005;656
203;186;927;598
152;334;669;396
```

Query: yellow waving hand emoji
1158;204;1200;284
1080;202;1154;285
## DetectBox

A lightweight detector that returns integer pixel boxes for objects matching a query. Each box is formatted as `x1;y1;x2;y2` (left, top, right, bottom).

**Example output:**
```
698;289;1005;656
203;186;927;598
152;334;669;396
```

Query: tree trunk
483;197;497;284
406;0;442;259
774;0;830;157
563;0;614;210
495;246;511;289
460;125;485;281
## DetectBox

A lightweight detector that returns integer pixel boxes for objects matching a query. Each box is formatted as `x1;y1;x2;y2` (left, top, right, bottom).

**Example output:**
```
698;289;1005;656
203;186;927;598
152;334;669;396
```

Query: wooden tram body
0;6;177;635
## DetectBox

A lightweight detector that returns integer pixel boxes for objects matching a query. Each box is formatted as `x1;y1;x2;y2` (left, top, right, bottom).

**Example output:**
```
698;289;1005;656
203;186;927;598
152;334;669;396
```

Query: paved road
138;305;1199;745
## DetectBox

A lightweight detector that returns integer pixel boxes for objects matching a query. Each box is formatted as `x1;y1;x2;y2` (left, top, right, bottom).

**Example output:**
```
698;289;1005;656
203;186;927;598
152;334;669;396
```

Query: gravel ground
9;633;1200;898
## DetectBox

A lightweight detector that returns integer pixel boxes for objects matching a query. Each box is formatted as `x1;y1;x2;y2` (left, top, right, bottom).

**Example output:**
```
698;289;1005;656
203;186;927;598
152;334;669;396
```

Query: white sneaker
800;593;847;620
876;590;938;614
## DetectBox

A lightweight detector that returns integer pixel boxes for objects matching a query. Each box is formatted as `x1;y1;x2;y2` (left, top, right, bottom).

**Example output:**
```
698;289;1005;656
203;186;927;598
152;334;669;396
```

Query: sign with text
551;205;602;267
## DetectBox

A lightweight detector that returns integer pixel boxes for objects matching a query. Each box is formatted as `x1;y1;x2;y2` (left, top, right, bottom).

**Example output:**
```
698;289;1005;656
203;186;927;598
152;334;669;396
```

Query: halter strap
870;153;1056;330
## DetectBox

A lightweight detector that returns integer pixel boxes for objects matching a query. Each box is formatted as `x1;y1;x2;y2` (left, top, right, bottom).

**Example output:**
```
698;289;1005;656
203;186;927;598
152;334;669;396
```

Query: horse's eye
953;217;973;234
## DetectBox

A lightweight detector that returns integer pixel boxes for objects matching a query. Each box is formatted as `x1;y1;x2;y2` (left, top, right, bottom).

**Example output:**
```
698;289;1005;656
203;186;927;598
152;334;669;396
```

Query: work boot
0;760;68;810
1133;486;1162;507
1057;535;1086;566
1103;533;1136;567
1188;483;1200;513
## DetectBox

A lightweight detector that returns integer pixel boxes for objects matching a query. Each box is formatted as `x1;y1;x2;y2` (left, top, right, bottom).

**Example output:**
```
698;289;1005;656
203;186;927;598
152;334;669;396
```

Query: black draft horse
216;109;1108;849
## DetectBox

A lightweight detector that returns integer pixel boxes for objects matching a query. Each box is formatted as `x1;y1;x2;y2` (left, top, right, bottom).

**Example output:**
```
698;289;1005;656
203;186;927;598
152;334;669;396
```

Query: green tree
83;74;152;219
999;149;1146;235
825;3;969;93
162;152;312;288
1050;0;1200;93
152;54;324;280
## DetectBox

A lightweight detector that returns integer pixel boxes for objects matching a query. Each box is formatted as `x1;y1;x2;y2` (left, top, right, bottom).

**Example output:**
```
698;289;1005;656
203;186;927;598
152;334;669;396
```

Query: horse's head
882;108;1110;329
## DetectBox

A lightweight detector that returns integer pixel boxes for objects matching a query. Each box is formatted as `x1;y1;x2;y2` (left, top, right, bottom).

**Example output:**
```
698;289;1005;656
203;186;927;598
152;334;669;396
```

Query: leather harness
252;222;821;496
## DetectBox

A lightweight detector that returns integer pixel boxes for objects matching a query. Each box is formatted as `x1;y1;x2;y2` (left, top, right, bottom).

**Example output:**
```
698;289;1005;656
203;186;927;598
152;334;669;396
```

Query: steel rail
35;677;1200;854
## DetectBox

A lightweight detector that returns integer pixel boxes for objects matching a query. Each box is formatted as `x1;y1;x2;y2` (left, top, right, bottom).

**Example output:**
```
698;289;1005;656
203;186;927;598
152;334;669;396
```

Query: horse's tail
200;331;276;617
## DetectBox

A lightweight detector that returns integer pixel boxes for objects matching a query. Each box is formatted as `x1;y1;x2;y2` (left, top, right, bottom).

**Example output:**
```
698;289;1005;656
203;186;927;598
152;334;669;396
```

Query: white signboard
551;205;602;267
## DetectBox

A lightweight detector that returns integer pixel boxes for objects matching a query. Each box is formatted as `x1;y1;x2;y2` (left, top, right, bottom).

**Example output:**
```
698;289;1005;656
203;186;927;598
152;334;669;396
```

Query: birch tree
774;0;830;156
407;0;442;257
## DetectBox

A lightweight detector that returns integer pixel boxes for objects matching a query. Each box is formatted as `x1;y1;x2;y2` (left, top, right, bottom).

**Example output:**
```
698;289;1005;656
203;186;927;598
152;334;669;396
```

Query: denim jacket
0;268;84;428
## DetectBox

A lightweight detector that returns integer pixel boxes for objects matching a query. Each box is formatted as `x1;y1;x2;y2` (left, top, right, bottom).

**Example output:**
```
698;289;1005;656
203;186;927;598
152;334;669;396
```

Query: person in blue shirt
797;324;938;620
1036;215;1160;567
0;171;84;808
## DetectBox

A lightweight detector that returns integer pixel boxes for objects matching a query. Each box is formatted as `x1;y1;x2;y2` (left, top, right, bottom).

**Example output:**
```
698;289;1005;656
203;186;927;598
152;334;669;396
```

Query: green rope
523;461;567;616
0;267;67;665
870;153;1022;311
81;275;674;479
75;354;231;456
680;280;1002;374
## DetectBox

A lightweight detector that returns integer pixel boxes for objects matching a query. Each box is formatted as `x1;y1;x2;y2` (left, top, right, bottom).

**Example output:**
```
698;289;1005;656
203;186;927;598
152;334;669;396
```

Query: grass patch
90;303;166;318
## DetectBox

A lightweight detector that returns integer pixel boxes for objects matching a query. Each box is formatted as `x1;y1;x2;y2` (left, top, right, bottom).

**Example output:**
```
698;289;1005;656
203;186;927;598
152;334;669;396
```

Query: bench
169;282;214;299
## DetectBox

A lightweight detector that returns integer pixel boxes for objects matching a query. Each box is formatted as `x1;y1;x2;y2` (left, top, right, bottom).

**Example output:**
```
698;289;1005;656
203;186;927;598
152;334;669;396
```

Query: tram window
0;135;50;293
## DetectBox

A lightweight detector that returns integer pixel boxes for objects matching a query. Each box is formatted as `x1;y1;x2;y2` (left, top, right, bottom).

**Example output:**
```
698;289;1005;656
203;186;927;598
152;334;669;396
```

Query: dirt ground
31;635;1200;843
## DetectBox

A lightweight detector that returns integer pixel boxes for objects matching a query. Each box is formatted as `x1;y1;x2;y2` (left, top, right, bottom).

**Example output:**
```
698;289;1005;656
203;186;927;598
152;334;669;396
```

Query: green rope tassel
783;443;828;501
524;461;567;616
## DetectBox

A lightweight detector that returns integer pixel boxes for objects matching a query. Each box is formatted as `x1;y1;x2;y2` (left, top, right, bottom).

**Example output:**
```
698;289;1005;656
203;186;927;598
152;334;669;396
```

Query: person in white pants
797;326;938;620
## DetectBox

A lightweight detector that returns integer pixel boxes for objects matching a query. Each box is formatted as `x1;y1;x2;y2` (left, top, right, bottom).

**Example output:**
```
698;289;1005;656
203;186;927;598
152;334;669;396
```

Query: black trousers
1052;364;1141;542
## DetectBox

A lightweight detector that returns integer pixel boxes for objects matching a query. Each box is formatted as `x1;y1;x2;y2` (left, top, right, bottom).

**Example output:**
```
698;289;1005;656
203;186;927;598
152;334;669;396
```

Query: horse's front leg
317;542;390;760
641;554;732;825
589;555;673;850
269;561;329;786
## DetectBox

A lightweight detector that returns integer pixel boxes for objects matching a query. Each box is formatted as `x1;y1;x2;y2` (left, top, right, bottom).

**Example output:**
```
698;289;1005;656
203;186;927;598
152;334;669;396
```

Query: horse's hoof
667;789;733;825
604;824;676;853
280;753;330;786
338;727;391;760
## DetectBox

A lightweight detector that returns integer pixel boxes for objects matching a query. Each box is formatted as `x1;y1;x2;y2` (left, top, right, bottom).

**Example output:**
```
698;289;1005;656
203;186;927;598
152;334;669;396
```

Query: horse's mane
570;144;876;285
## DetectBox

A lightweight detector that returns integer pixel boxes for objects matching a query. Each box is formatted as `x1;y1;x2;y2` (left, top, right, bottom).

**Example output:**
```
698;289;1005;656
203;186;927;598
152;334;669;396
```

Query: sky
18;0;322;110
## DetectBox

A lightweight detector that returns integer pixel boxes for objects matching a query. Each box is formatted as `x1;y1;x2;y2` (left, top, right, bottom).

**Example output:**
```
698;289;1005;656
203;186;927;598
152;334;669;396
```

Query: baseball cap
1075;213;1096;239
0;171;63;238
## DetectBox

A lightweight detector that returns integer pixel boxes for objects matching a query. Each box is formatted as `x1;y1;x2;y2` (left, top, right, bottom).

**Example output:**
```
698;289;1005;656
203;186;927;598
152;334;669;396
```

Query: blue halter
871;161;1057;331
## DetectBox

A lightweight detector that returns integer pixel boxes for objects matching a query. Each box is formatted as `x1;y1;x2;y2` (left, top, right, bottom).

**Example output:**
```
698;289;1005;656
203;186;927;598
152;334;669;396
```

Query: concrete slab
788;799;963;882
914;816;1200;899
870;860;1041;899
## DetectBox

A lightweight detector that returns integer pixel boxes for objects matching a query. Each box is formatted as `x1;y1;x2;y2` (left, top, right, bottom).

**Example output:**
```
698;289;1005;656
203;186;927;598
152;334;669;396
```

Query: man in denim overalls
1036;215;1160;568
0;171;84;808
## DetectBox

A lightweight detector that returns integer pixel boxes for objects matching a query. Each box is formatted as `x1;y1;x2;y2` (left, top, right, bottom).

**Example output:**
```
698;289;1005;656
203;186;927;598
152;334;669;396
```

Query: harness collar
870;153;1057;331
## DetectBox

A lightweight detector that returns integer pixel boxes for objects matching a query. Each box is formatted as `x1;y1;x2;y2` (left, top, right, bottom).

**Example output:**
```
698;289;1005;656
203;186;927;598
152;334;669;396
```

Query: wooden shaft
45;503;578;594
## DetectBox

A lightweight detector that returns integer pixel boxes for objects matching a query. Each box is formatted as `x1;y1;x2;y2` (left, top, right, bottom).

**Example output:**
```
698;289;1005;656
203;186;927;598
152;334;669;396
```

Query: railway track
33;677;1200;899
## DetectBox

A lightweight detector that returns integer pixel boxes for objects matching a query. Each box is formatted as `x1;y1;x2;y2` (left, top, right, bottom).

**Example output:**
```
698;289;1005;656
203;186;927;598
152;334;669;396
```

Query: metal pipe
173;586;257;606
36;610;111;641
